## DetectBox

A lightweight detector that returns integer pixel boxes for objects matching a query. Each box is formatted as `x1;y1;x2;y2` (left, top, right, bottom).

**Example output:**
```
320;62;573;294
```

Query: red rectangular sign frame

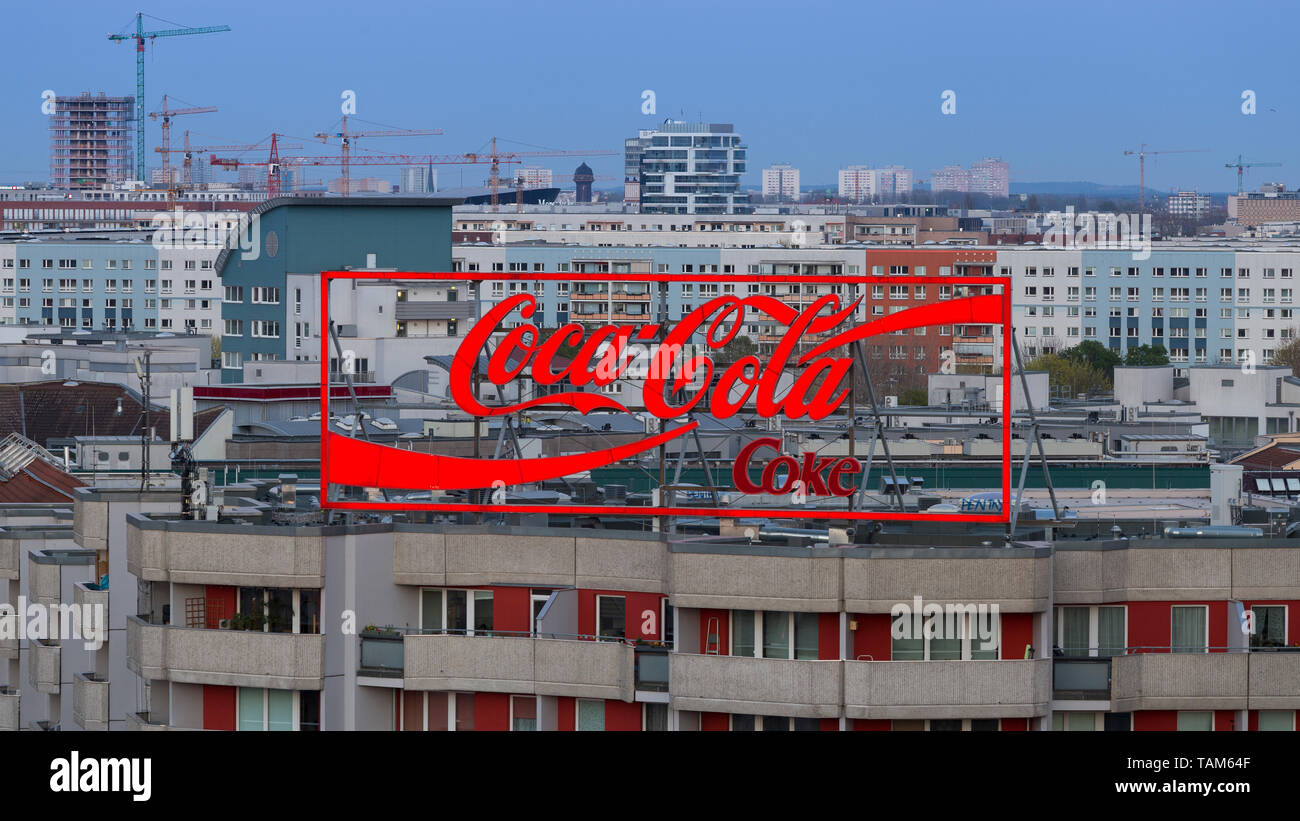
320;269;1012;523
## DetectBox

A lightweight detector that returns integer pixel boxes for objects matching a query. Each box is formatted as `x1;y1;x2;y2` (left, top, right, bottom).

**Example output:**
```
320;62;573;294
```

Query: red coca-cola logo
451;291;1002;423
320;270;1011;522
733;437;861;497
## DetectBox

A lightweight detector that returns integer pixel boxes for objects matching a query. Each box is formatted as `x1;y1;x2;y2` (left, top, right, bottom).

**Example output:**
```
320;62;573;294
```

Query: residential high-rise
878;165;914;196
971;157;1010;198
931;164;971;194
624;121;750;214
1166;190;1212;219
515;167;553;190
838;165;875;202
762;164;800;201
840;166;915;201
48;92;135;190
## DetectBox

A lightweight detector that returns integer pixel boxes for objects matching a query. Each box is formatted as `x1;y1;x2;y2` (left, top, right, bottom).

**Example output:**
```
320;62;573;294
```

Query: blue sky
7;0;1298;192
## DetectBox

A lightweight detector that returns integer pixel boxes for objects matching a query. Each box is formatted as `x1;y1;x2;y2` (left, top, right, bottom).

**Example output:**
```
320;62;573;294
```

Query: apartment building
453;212;843;247
48;93;134;190
624;122;750;215
0;235;222;334
1007;246;1300;368
1167;191;1213;219
33;482;1284;732
216;197;461;382
971;158;1010;198
931;165;971;194
838;166;876;202
762;164;800;201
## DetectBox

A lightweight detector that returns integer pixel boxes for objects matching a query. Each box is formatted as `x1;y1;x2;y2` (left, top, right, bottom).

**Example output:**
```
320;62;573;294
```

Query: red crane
148;95;217;186
159;130;303;186
314;116;443;196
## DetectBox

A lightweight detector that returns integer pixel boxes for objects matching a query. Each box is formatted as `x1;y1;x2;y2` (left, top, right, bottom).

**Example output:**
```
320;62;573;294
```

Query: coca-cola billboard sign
320;270;1011;521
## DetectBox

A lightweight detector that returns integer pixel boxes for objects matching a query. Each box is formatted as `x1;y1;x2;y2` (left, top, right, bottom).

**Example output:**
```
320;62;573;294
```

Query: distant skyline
7;0;1298;192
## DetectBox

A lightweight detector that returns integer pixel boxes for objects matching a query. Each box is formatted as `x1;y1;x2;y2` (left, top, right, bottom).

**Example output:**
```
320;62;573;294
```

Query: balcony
359;629;404;677
73;672;109;731
27;553;61;607
124;711;173;731
403;633;635;701
842;545;1050;614
127;515;325;588
668;544;839;611
393;526;666;592
0;536;18;579
73;582;109;634
1245;650;1300;710
29;639;60;695
126;615;325;690
669;654;841;719
0;688;17;731
1111;652;1248;712
844;659;1050;720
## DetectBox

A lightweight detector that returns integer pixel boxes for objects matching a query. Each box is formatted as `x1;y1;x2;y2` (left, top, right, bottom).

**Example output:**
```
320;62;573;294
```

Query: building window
891;609;999;660
597;595;625;640
1258;711;1296;731
252;286;281;304
1249;605;1287;649
1171;606;1208;653
511;696;537;731
1176;711;1213;731
730;610;819;660
576;699;605;731
237;688;319;731
420;588;494;635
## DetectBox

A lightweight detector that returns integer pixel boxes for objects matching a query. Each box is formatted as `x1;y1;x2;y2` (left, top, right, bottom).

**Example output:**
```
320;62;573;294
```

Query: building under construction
49;92;135;190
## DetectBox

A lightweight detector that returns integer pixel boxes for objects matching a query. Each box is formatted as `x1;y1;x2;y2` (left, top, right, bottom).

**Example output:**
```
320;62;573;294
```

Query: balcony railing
359;629;404;677
1052;657;1112;700
73;672;109;731
635;646;670;692
399;628;637;701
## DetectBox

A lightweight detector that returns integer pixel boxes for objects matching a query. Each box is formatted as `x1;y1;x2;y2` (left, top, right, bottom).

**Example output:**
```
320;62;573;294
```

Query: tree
899;387;929;406
1272;332;1300;373
713;334;757;365
1060;340;1122;379
1124;343;1169;366
1026;353;1111;397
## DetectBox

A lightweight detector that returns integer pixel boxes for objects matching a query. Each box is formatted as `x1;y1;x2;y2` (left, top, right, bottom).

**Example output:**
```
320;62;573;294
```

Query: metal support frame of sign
319;269;1014;523
1007;329;1061;534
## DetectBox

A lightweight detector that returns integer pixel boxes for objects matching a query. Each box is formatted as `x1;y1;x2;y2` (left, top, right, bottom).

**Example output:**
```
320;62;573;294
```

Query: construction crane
212;144;512;198
211;143;613;203
1225;154;1283;195
314;116;443;196
149;96;217;186
1123;145;1208;212
108;13;231;183
161;131;304;186
473;137;618;211
211;133;306;197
